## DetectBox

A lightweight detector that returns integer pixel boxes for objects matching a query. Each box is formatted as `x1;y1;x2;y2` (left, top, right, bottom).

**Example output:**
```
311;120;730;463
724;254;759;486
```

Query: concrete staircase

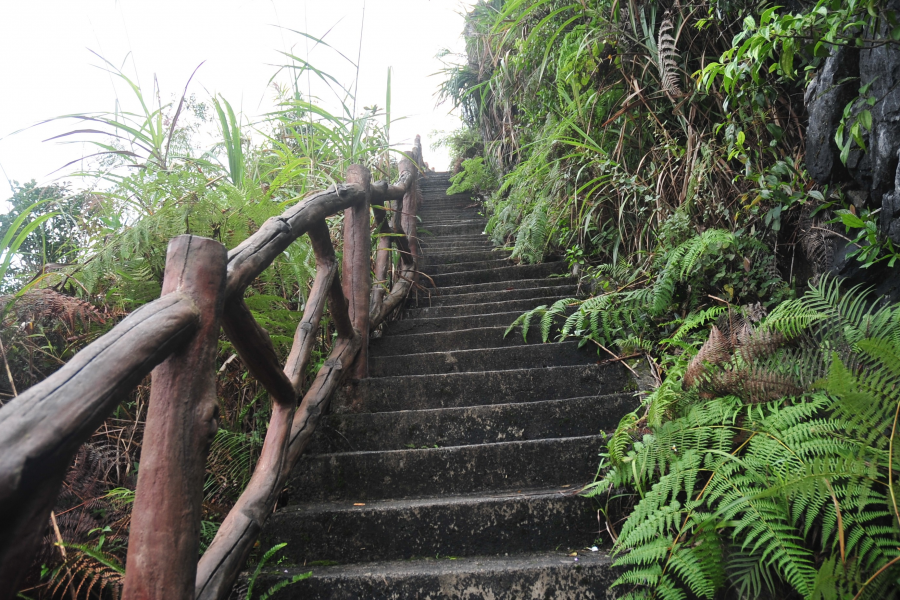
260;172;636;599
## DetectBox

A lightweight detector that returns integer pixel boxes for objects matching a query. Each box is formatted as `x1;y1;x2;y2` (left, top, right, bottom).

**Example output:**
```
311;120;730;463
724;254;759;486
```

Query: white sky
0;0;475;200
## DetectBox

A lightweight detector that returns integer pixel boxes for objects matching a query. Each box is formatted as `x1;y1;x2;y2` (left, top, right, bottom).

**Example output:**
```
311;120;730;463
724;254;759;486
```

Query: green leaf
859;109;873;130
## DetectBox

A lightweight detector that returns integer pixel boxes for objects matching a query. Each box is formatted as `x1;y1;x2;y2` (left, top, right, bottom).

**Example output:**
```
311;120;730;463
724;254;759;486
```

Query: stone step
263;490;598;565
286;435;606;503
420;223;486;236
420;233;492;245
423;249;512;265
418;284;578;308
420;220;486;230
309;393;635;453
419;205;481;214
369;341;593;378
384;311;526;336
370;325;553;355
404;295;573;319
421;276;576;297
420;197;478;205
425;257;513;276
254;551;617;600
429;261;568;287
419;209;481;217
420;215;487;223
335;362;629;413
418;210;488;217
419;214;484;223
419;239;495;252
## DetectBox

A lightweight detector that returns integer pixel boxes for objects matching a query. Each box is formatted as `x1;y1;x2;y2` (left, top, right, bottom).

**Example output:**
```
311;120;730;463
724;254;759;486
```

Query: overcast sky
0;0;474;200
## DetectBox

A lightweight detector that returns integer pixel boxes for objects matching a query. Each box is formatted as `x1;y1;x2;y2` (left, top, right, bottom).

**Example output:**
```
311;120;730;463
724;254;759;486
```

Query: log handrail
0;136;427;600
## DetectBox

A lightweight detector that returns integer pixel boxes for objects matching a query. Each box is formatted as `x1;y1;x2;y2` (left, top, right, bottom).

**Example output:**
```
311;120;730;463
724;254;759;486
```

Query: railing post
343;164;372;379
122;235;226;600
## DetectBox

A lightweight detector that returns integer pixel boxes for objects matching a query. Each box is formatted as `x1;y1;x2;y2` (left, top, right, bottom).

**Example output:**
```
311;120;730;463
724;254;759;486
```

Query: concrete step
254;551;618;600
309;393;636;453
420;216;487;224
384;311;526;336
420;233;492;245
429;261;568;287
264;490;598;565
422;276;576;297
419;231;491;240
420;221;487;231
369;341;593;378
418;284;578;308
419;240;495;252
420;215;484;224
405;295;574;319
423;249;512;265
425;257;513;276
420;223;486;236
334;362;629;412
286;435;606;503
420;197;478;205
420;211;483;217
370;325;540;355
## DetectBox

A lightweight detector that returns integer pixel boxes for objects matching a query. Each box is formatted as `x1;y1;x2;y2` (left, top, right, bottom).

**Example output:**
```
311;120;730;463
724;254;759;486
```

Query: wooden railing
0;137;426;600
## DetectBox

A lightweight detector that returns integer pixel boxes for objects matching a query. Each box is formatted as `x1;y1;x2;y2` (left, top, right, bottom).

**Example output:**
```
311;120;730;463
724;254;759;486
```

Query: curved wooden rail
0;137;427;600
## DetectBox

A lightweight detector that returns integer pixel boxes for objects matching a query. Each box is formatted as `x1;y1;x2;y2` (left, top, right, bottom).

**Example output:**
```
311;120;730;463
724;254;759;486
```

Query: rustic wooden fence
0;138;426;600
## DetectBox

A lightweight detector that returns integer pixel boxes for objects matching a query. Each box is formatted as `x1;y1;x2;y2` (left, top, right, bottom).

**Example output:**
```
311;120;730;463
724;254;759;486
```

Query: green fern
245;543;311;600
590;279;900;599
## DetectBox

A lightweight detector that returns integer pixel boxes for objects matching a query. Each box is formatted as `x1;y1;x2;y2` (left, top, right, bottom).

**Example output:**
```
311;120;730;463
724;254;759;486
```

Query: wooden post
0;294;198;600
122;235;226;600
342;165;372;379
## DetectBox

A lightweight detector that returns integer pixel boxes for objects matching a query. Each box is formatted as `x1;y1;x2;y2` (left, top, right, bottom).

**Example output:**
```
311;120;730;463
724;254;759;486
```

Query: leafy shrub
446;157;498;198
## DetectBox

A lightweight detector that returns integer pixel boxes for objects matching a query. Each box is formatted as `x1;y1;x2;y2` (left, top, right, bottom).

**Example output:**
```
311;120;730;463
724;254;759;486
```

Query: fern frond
657;11;682;98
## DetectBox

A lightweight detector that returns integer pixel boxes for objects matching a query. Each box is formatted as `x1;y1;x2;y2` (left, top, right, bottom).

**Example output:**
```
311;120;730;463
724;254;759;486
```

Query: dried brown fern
657;11;682;99
4;288;105;333
799;206;838;277
685;306;796;402
50;544;124;600
684;325;731;388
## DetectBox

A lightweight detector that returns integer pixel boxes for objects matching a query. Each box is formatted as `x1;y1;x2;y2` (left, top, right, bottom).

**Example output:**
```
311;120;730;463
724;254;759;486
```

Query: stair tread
287;435;608;502
264;169;634;594
255;550;616;600
369;340;593;377
308;393;635;453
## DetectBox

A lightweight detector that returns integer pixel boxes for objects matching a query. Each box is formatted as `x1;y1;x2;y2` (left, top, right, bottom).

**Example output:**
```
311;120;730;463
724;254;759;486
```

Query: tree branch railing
0;137;427;600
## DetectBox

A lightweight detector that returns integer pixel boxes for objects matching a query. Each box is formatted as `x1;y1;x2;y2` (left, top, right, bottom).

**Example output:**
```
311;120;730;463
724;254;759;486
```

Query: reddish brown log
222;298;295;406
226;183;367;298
282;220;338;392
342;164;372;379
370;209;393;318
0;294;199;600
194;324;360;600
123;235;226;600
370;172;411;203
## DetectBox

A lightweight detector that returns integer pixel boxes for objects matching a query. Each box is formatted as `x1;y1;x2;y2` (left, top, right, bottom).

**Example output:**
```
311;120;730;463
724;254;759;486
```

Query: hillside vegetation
0;49;397;599
439;0;900;598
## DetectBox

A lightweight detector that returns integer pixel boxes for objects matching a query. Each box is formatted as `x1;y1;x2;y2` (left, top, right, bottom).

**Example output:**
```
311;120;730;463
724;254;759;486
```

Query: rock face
805;6;900;299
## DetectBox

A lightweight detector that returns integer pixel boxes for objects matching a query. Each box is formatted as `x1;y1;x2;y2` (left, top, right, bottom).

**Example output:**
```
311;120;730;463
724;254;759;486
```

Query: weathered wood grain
342;165;372;379
194;329;361;600
222;297;296;406
0;293;199;600
282;220;338;393
122;235;227;600
225;183;366;298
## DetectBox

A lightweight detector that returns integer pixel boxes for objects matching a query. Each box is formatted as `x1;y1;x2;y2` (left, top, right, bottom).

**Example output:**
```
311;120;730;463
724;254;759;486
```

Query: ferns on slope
589;280;900;599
